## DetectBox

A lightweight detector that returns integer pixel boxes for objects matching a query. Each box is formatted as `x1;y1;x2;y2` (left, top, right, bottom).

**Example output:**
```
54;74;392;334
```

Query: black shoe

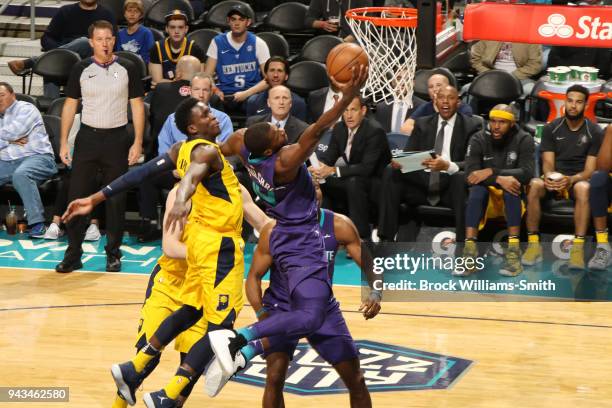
137;221;162;243
55;259;83;273
106;255;122;272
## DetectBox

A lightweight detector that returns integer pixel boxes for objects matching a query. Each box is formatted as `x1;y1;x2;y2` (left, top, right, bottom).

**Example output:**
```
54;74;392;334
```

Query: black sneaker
55;259;83;273
106;254;122;272
111;361;145;406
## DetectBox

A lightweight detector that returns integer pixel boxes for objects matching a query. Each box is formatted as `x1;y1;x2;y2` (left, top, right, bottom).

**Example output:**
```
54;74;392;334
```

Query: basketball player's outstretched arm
165;144;222;234
162;185;190;260
61;142;184;223
245;220;276;320
333;213;381;320
276;66;368;175
597;126;612;171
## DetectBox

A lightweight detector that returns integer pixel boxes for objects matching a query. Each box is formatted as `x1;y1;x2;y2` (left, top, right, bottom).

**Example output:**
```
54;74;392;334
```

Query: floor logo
232;340;472;395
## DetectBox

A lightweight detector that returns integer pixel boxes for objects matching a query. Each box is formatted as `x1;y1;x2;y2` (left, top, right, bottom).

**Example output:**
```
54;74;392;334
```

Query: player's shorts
136;264;207;353
478;186;526;230
269;222;329;296
180;223;245;327
262;293;358;366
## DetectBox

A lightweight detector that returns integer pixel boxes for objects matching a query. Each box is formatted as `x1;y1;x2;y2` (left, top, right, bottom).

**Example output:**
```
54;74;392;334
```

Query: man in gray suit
246;85;308;144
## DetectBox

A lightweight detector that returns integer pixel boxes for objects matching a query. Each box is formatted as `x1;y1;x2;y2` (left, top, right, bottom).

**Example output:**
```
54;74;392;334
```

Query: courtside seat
145;0;195;29
187;28;220;62
467;70;523;118
256;32;290;59
286;61;328;97
413;67;457;101
203;0;255;31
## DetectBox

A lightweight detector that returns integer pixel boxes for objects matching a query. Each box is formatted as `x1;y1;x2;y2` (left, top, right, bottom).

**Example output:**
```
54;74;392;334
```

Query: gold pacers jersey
176;139;243;234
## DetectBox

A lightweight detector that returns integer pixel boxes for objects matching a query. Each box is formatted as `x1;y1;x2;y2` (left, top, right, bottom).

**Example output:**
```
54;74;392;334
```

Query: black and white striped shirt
65;56;143;129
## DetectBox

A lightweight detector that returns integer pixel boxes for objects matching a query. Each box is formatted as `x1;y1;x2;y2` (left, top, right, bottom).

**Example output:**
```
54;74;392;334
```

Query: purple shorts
269;223;330;295
262;294;358;365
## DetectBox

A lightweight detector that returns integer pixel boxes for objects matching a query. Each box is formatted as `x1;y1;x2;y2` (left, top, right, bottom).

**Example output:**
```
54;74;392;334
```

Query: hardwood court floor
1;268;611;408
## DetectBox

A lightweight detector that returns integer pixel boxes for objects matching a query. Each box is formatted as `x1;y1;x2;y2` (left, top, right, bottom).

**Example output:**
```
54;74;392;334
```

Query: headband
489;109;515;121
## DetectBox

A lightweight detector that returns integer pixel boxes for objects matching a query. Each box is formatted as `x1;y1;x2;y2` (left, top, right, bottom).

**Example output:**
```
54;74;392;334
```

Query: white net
347;7;418;106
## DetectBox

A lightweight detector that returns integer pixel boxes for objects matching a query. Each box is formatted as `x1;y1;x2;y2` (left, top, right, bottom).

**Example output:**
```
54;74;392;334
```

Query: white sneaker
84;224;101;241
43;223;63;240
209;329;239;375
205;353;246;397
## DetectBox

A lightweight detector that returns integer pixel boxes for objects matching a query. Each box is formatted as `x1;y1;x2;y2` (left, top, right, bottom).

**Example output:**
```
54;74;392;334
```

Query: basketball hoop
346;7;418;105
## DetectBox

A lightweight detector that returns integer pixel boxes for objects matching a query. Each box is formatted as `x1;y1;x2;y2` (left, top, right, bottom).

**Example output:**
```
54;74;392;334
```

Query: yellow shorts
478;186;526;230
136;264;207;353
180;224;245;327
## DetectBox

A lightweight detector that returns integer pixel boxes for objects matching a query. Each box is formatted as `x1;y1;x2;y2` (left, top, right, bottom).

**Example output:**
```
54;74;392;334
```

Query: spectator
149;55;202;156
547;46;610;79
56;20;145;273
7;0;116;99
149;10;205;87
457;105;535;277
305;0;372;41
587;126;611;270
245;56;307;121
206;5;270;112
308;80;343;122
377;85;482;243
523;85;604;271
0;82;57;238
311;95;391;240
137;72;233;242
116;0;154;64
246;85;308;144
470;41;542;91
402;73;473;135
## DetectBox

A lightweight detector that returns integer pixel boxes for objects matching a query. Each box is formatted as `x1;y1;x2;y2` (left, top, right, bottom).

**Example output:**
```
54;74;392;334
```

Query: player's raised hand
329;64;368;98
62;197;94;223
164;199;189;234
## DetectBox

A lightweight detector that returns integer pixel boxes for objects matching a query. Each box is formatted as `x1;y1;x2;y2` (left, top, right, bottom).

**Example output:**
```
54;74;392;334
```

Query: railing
0;0;36;40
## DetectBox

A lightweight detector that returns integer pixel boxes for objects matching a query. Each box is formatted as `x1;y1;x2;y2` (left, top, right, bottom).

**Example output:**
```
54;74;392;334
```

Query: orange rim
346;6;418;28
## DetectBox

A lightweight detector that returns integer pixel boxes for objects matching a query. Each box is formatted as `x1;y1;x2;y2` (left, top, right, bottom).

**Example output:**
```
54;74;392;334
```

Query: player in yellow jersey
111;183;269;408
63;97;248;407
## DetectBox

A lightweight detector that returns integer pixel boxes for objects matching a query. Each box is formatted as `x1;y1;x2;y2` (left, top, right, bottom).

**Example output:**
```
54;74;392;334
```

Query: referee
56;20;144;273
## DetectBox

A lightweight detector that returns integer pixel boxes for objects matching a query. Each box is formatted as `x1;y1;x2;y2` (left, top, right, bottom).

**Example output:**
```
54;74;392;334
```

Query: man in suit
246;85;308;144
375;95;426;134
377;85;482;243
307;80;343;123
245;57;307;121
310;95;391;240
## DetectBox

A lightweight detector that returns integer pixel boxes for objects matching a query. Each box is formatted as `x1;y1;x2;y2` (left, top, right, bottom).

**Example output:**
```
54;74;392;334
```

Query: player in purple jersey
198;66;368;377
205;181;382;407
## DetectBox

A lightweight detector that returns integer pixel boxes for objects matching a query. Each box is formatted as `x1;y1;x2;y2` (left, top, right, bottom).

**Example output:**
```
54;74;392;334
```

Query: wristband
369;289;382;302
255;307;268;318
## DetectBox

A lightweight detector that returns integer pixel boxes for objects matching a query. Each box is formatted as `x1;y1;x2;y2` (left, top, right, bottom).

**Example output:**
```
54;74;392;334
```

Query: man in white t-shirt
205;4;270;112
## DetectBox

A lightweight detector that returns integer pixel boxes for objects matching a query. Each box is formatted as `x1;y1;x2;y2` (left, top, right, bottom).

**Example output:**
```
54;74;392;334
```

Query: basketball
325;42;369;83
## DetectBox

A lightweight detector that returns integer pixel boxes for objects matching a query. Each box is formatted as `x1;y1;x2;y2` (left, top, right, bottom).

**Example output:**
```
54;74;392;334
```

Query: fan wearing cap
457;105;535;277
205;5;270;111
149;9;205;87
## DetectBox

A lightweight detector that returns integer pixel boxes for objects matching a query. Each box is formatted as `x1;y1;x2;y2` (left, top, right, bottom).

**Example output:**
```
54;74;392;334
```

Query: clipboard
392;151;436;173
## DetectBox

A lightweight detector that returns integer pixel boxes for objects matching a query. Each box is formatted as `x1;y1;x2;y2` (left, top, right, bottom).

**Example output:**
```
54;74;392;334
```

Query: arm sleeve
497;135;535;185
207;39;218;60
304;0;323;28
338;127;389;178
102;153;175;198
217;113;234;143
157;116;175;155
40;8;65;51
465;137;483;177
255;37;270;66
588;126;604;156
64;62;85;99
125;60;145;99
540;124;554;152
0;103;41;142
149;42;161;64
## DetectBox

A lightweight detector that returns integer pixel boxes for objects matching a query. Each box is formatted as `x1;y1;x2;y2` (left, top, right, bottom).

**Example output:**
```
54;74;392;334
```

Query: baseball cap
165;9;188;23
226;4;251;19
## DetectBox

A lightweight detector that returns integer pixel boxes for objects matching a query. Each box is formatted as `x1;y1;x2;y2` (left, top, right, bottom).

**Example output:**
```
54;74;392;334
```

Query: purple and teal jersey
240;145;318;227
264;209;338;306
